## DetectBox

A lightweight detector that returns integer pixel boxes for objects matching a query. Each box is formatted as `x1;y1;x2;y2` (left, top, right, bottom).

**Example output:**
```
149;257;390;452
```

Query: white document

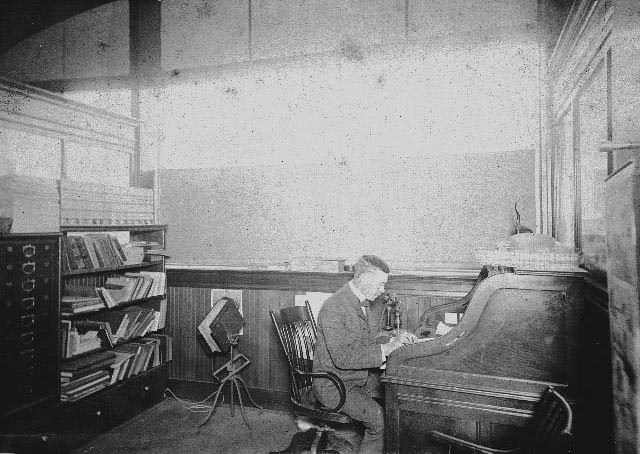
435;321;453;336
444;312;459;325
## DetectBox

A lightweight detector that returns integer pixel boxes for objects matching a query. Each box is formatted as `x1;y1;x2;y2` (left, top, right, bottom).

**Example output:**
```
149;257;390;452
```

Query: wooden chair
270;302;353;453
429;386;573;454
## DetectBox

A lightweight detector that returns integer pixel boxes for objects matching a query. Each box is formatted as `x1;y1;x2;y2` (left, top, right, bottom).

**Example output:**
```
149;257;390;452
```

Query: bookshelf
58;223;170;405
0;231;173;451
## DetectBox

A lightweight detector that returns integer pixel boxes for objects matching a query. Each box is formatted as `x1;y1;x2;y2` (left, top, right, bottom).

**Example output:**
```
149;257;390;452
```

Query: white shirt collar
348;280;367;303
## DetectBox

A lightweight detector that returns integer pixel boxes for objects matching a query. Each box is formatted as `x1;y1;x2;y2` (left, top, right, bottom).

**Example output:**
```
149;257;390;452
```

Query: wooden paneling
575;278;613;453
165;268;476;407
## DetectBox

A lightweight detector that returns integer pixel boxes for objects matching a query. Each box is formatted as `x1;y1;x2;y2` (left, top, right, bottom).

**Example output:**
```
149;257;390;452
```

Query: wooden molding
599;141;640;153
0;76;139;152
166;268;478;295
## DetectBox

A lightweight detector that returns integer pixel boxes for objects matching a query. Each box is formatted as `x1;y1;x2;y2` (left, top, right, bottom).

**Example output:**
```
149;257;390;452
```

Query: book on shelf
60;333;173;393
62;234;128;272
109;351;135;385
61;370;109;393
79;310;130;343
61;286;105;315
76;302;166;344
147;333;173;363
75;320;115;348
113;343;144;378
66;236;85;270
61;351;117;376
95;272;166;308
121;307;157;340
60;320;71;359
73;236;94;270
64;325;101;358
146;298;167;331
85;234;123;268
63;322;106;359
109;235;127;263
61;236;76;272
60;373;111;402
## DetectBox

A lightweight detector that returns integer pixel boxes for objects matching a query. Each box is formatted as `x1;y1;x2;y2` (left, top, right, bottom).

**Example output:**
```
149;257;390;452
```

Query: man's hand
381;331;416;357
392;330;417;345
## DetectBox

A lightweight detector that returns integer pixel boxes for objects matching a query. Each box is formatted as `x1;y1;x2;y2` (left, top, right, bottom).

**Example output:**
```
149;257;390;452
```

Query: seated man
312;255;415;454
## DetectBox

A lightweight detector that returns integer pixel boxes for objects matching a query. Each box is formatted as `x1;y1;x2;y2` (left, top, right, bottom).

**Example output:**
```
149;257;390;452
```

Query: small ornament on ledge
512;198;533;235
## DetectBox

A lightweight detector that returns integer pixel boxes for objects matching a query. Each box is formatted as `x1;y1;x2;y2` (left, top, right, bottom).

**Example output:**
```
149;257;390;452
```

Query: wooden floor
72;398;299;454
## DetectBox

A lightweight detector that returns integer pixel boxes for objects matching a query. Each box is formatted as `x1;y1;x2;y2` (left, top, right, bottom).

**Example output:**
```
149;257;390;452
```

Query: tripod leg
235;376;263;410
232;378;251;429
229;376;235;417
199;381;226;428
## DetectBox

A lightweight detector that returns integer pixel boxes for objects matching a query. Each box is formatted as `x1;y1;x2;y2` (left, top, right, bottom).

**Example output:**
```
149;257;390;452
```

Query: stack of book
60;351;117;402
127;240;167;264
0;174;59;233
75;300;167;345
96;272;166;307
62;234;128;273
61;285;105;316
111;335;164;381
60;180;154;227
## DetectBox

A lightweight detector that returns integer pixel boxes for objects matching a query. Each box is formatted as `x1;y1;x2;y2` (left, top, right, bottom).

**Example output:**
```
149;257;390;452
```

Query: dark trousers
315;372;384;454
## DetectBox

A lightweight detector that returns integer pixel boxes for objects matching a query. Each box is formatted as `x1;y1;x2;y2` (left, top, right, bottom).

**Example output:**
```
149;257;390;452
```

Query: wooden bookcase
0;226;171;452
58;224;169;398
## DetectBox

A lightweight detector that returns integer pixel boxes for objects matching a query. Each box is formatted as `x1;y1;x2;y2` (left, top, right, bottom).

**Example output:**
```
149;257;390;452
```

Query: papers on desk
444;312;459;325
435;322;453;336
415;337;436;343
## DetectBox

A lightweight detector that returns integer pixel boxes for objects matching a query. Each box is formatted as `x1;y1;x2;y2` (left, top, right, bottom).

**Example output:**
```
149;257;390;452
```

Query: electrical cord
163;387;224;413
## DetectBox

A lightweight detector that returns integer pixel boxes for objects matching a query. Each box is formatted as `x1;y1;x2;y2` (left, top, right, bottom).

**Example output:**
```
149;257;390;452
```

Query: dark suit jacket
312;283;383;398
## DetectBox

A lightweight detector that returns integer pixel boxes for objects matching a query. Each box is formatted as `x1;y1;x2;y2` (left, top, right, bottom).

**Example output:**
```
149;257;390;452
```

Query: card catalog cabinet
0;234;60;420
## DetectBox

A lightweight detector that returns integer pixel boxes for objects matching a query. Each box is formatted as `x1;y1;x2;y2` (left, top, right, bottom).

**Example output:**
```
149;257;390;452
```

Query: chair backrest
529;386;573;451
270;301;317;404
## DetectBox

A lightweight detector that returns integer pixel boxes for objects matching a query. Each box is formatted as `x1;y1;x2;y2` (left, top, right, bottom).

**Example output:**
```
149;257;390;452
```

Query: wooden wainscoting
165;268;478;410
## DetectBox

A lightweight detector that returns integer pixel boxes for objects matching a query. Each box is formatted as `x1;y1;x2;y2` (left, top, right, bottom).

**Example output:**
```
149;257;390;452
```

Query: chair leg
309;428;325;454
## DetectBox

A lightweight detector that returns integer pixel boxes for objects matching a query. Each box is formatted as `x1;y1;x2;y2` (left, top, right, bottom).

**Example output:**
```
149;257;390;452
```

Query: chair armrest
429;431;522;454
293;368;346;413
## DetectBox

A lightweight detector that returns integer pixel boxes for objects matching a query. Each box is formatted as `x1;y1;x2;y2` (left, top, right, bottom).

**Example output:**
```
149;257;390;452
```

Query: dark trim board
167;379;292;413
166;268;479;296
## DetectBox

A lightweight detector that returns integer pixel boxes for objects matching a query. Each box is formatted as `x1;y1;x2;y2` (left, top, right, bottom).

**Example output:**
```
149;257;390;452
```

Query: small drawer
19;348;35;364
21;278;36;293
21;261;36;275
20;331;35;347
21;296;35;311
21;243;37;259
20;314;36;328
